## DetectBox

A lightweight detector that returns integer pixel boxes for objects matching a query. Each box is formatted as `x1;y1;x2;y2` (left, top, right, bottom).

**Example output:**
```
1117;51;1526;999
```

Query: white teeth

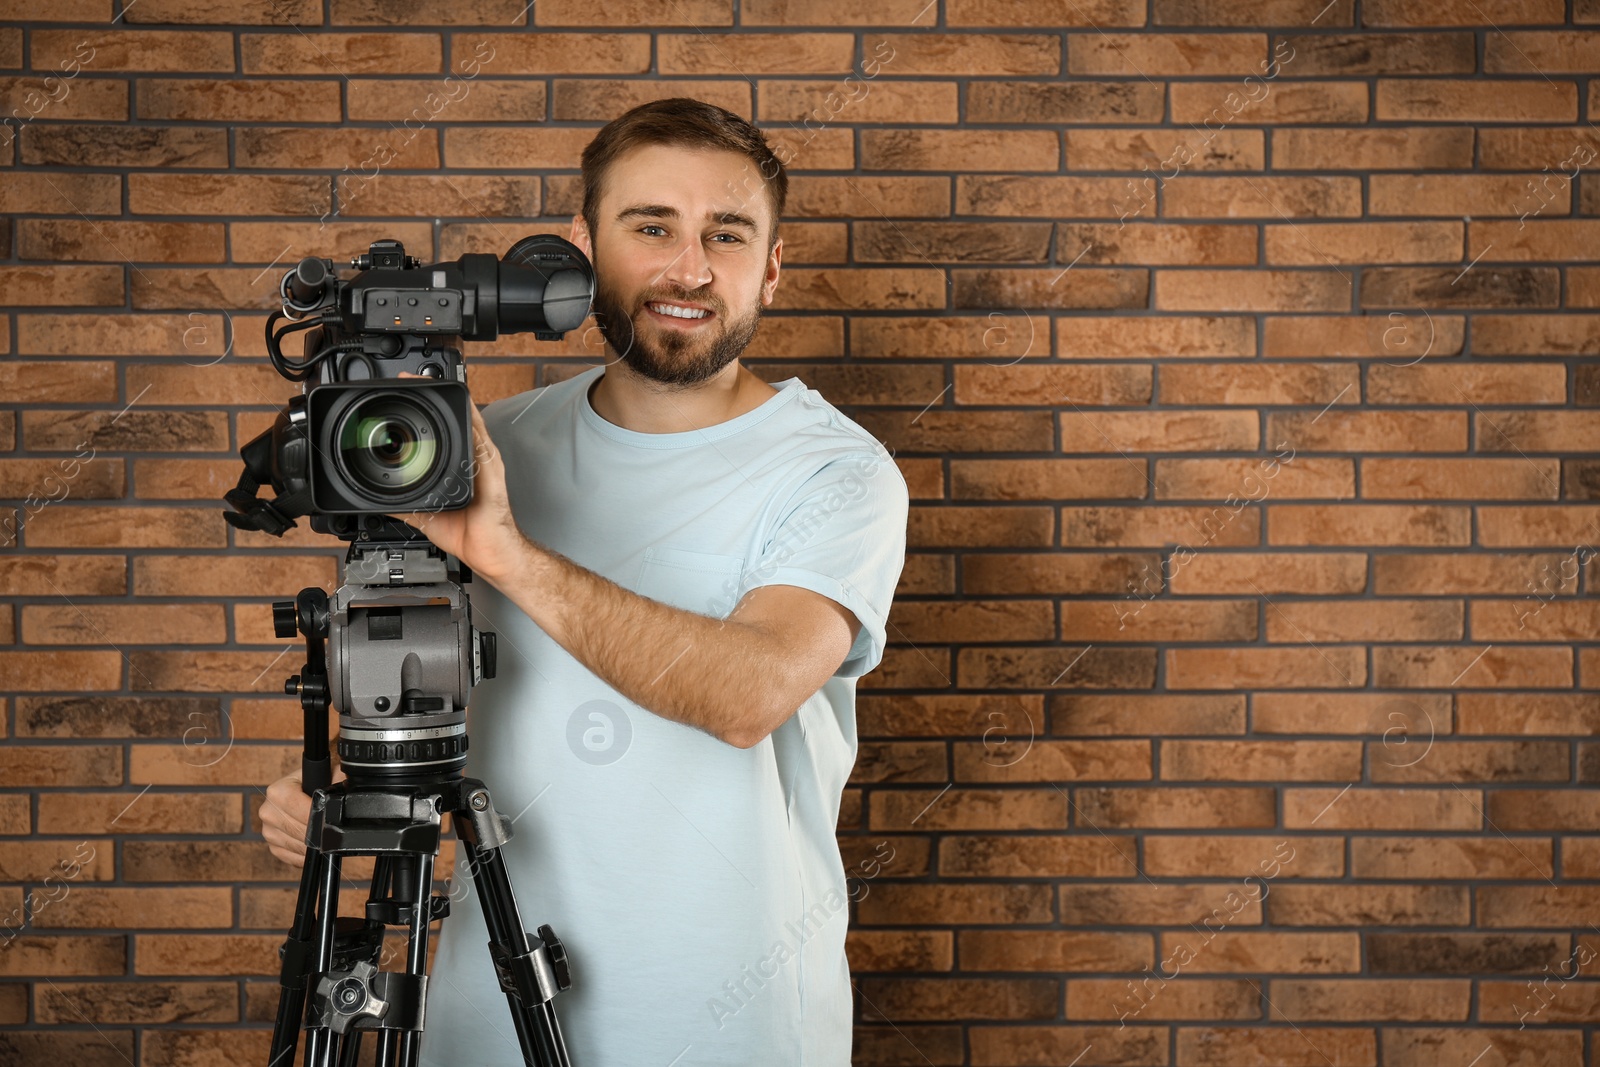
649;302;711;319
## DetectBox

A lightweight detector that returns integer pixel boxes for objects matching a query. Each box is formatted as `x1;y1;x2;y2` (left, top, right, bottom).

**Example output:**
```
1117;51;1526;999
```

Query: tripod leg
302;852;344;1067
397;853;434;1067
460;837;572;1067
269;844;333;1067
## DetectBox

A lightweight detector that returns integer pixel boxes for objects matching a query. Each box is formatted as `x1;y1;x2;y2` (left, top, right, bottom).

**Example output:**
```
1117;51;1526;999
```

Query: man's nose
660;233;714;294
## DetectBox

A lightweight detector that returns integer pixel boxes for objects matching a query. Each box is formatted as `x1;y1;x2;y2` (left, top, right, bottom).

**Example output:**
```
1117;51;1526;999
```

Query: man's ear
762;234;782;306
570;215;592;258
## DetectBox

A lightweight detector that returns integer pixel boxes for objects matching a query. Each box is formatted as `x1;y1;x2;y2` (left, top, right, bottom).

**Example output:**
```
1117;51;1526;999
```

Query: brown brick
0;650;121;691
36;29;234;71
0;265;121;306
348;78;546;122
743;0;930;22
1479;411;1600;453
23;409;228;452
1479;127;1600;169
1362;458;1560;499
1163;177;1362;217
241;32;441;74
1471;218;1600;262
327;0;536;20
136;933;279;976
761;79;959;125
1170;81;1369;124
1062;222;1258;266
1161;933;1364;976
18;312;217;356
863;32;1060;75
1064;882;1264;926
1378;79;1576;122
771;268;946;311
790;175;947;217
1069;33;1264;75
336;173;537;218
939;835;1138;879
1474;314;1600;355
21;124;227;168
0;555;125;596
1156;456;1353;499
1275;32;1476;74
237;125;441;170
1266;221;1461;265
36;980;236;1024
551;78;748;121
1053;695;1246;736
1286;787;1483;830
1163;740;1361;781
0;744;120;786
954;364;1149;406
858;976;1058;1022
861;128;1057;173
1479;886;1600;929
889;599;1053;645
0;839;114;881
1384;1029;1579;1065
1373;173;1565;217
0;172;119;215
1060;315;1255;358
0;456;123;499
1161;361;1357;405
139;78;340;123
21;603;225;647
0;360;114;403
0;75;127;121
130;267;303;310
953;739;1150;783
870;787;1066;831
1061;504;1258;547
855;883;1054;925
142;1031;271;1067
1075;786;1276;828
1376;553;1574;597
38;791;239;834
857;694;1043;735
967;81;1164;124
1487;790;1600;831
1262;598;1461;644
1264;313;1464;358
1350;838;1548;883
125;650;312;694
1143;835;1342;878
1168;551;1367;594
1167;646;1365;688
949;0;1144;25
1371;934;1566;975
124;841;296;883
1069;976;1260;1022
17;694;218;741
1161;0;1355;20
134;554;336;598
1269;504;1469;546
1375;644;1571;688
1268;979;1469;1021
847;930;953;973
1364;0;1562;23
19;219;225;263
442;126;598;171
1362;266;1559;309
1374;741;1569;784
0;935;126;977
1477;504;1600;545
960;552;1153;595
957;646;1155;688
951;459;1147;501
1272;126;1473;171
954;267;1147;310
954;175;1118;217
1066;128;1264;171
230;221;433;265
1158;270;1351;312
23;506;226;549
854;220;1050;263
449;32;647;75
127;0;318;20
130;173;329;216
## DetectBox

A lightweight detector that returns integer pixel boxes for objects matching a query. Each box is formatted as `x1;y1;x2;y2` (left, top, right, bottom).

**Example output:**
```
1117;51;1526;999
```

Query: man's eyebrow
614;203;760;233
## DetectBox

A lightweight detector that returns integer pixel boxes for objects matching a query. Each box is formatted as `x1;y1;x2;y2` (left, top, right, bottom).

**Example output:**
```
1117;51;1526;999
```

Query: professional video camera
223;235;595;1067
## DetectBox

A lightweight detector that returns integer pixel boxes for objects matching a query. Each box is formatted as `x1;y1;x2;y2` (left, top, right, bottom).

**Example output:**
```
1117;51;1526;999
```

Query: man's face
573;143;782;387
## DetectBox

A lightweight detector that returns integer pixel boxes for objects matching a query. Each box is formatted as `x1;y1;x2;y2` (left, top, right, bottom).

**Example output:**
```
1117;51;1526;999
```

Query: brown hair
579;97;789;254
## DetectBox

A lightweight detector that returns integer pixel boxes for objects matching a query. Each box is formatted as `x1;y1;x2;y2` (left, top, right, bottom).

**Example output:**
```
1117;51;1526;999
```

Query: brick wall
2;0;1599;1063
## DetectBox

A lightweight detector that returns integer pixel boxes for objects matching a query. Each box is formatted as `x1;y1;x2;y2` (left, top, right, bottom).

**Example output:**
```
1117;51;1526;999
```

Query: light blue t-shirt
417;364;909;1067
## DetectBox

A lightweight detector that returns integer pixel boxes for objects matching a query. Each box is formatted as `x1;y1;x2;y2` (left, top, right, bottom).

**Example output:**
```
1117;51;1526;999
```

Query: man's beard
590;274;762;387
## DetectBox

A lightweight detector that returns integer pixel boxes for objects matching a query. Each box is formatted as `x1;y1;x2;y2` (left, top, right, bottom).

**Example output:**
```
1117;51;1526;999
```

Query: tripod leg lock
311;960;427;1036
489;925;572;1008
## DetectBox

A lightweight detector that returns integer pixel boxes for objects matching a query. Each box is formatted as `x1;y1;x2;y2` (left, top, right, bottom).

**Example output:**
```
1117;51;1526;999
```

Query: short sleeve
743;448;909;679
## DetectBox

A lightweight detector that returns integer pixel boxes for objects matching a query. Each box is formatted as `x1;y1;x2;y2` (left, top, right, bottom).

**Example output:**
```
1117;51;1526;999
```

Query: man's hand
261;765;347;868
388;378;526;584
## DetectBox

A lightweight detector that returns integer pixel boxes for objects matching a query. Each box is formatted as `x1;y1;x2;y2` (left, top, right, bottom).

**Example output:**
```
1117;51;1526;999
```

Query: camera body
228;235;594;537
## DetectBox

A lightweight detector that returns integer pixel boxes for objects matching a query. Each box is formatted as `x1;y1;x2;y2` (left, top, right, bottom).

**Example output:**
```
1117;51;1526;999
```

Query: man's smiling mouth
646;301;715;321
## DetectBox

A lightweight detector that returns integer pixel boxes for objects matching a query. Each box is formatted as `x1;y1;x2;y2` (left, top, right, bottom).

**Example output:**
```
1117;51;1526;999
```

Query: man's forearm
480;536;790;749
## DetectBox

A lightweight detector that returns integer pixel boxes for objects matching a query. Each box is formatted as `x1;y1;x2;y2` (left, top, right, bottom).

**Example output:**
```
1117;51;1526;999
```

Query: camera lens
337;394;440;497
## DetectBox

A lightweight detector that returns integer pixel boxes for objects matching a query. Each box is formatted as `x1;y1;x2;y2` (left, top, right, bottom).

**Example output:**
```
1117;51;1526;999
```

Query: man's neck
588;361;779;435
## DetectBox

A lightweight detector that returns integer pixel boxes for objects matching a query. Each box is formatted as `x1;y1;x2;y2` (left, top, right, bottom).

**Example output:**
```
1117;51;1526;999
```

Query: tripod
265;544;576;1067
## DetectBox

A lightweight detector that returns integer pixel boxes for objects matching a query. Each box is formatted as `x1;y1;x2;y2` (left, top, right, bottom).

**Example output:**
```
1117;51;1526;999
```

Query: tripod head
276;518;495;792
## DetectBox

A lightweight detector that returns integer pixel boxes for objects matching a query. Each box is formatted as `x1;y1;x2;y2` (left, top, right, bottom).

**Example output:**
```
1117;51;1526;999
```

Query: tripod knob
273;600;298;639
538;925;571;992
